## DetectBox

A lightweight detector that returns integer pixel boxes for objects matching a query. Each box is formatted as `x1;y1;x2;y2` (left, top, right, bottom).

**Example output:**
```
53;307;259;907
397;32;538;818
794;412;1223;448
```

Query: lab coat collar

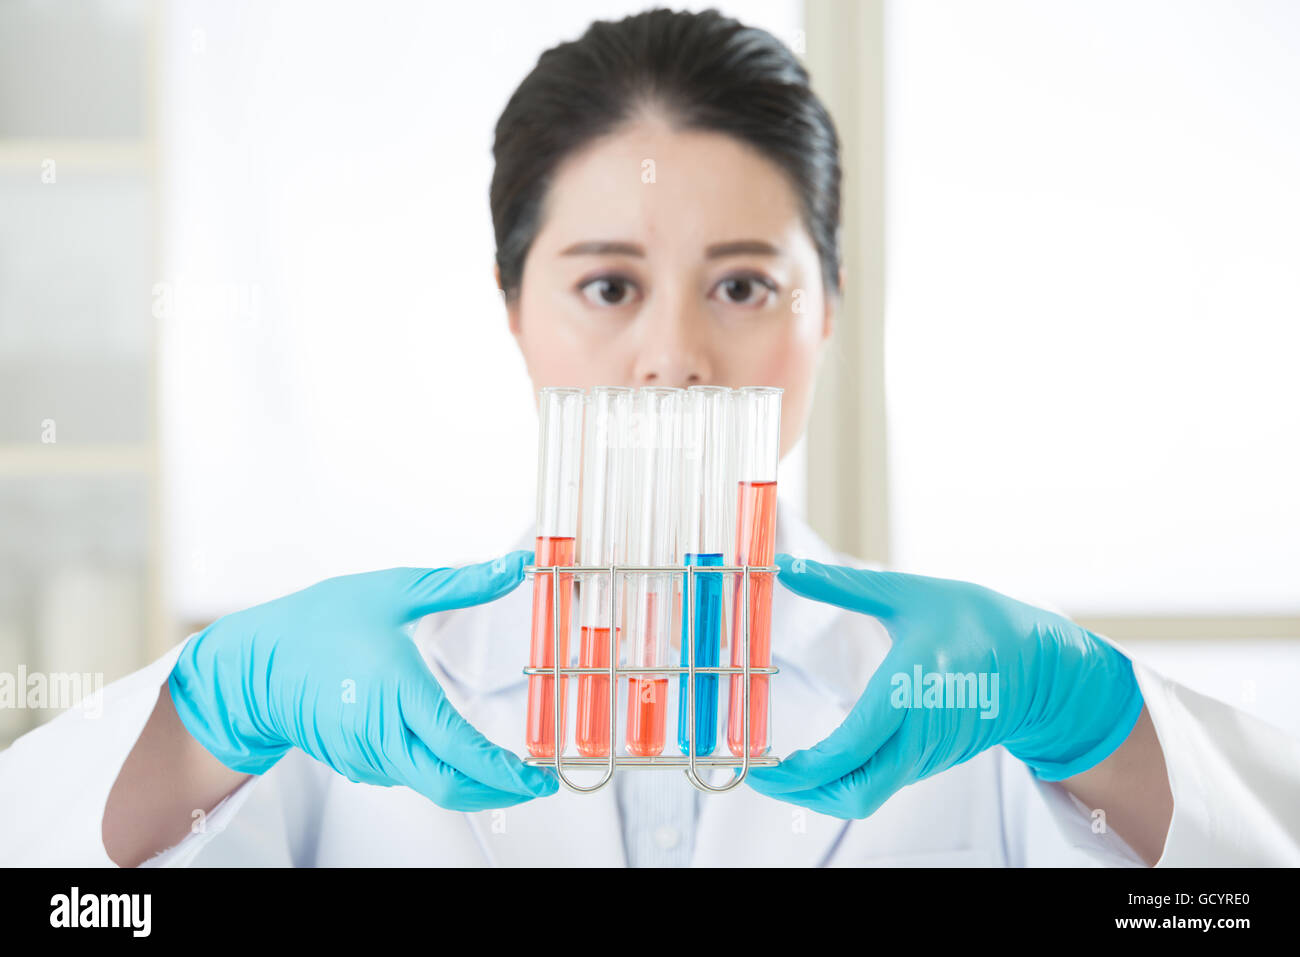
422;501;850;701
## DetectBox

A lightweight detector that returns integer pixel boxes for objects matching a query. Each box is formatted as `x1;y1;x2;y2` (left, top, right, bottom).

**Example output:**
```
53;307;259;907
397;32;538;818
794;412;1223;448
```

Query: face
502;111;837;460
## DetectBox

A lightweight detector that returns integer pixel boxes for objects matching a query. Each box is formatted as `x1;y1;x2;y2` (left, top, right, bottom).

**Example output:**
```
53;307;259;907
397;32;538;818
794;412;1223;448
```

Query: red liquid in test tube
626;591;667;756
626;676;668;756
623;387;682;759
728;479;777;757
525;386;584;760
527;535;574;758
574;386;634;759
576;625;620;756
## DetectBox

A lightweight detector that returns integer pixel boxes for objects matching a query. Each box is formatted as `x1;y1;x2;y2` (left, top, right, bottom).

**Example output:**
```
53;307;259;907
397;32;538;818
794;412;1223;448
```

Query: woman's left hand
745;554;1145;819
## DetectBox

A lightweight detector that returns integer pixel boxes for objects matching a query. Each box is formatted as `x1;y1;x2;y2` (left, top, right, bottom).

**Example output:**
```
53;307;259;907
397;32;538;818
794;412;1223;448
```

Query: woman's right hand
167;550;556;810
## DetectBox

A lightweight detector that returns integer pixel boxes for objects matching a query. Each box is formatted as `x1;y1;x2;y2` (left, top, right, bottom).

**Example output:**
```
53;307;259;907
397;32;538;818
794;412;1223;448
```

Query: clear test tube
625;386;683;757
727;386;782;758
575;387;632;757
526;387;585;758
677;385;732;756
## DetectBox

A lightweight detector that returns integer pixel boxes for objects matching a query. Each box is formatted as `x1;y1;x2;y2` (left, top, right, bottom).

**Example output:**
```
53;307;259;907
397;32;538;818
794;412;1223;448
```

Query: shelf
1074;614;1300;642
0;444;153;476
0;139;152;173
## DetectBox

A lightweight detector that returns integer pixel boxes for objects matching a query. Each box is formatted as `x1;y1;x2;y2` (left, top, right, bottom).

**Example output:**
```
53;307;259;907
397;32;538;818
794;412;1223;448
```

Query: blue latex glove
746;554;1144;819
169;550;557;810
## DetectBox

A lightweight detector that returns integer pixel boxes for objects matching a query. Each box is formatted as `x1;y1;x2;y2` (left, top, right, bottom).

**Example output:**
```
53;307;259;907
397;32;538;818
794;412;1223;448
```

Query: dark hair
490;7;842;304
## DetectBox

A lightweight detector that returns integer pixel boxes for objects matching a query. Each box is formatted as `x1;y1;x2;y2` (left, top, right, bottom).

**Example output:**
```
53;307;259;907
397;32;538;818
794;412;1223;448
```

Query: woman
5;7;1298;867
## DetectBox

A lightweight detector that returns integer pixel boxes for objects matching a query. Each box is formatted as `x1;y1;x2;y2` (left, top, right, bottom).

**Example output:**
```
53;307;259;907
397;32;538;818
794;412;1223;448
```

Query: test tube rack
523;559;780;794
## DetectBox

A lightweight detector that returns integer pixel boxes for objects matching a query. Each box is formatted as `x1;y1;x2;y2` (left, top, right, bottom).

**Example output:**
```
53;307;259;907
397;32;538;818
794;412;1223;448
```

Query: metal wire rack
523;561;780;794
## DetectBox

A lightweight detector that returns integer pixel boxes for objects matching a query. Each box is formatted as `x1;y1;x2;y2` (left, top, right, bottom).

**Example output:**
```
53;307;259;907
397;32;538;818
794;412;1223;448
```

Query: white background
884;0;1300;615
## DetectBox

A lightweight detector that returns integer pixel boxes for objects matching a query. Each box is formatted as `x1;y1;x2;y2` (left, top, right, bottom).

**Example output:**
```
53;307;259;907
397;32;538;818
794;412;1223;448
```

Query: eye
711;272;778;308
578;275;640;307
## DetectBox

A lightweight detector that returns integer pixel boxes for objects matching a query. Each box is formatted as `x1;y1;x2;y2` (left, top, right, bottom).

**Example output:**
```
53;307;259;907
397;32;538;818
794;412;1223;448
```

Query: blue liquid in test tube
676;386;734;757
679;551;724;755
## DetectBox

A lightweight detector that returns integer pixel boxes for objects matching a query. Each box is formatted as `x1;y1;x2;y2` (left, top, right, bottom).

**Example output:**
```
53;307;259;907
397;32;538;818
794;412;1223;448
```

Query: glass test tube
526;387;584;758
575;387;632;757
727;386;782;758
677;386;732;756
625;387;683;757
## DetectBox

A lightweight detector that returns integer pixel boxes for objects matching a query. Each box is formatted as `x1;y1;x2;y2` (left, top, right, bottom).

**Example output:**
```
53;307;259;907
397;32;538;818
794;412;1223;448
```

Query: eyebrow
560;240;644;256
558;239;783;258
705;239;782;258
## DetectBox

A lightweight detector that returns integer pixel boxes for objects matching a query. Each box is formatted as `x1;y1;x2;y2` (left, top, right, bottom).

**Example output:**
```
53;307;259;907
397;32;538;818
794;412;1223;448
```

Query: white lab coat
3;506;1298;866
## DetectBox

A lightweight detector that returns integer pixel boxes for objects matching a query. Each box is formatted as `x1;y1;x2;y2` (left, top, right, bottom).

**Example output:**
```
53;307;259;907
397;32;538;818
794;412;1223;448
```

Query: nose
631;295;713;387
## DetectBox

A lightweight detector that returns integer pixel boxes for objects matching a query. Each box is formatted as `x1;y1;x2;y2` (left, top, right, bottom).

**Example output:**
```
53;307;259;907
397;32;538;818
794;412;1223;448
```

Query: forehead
535;117;805;249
